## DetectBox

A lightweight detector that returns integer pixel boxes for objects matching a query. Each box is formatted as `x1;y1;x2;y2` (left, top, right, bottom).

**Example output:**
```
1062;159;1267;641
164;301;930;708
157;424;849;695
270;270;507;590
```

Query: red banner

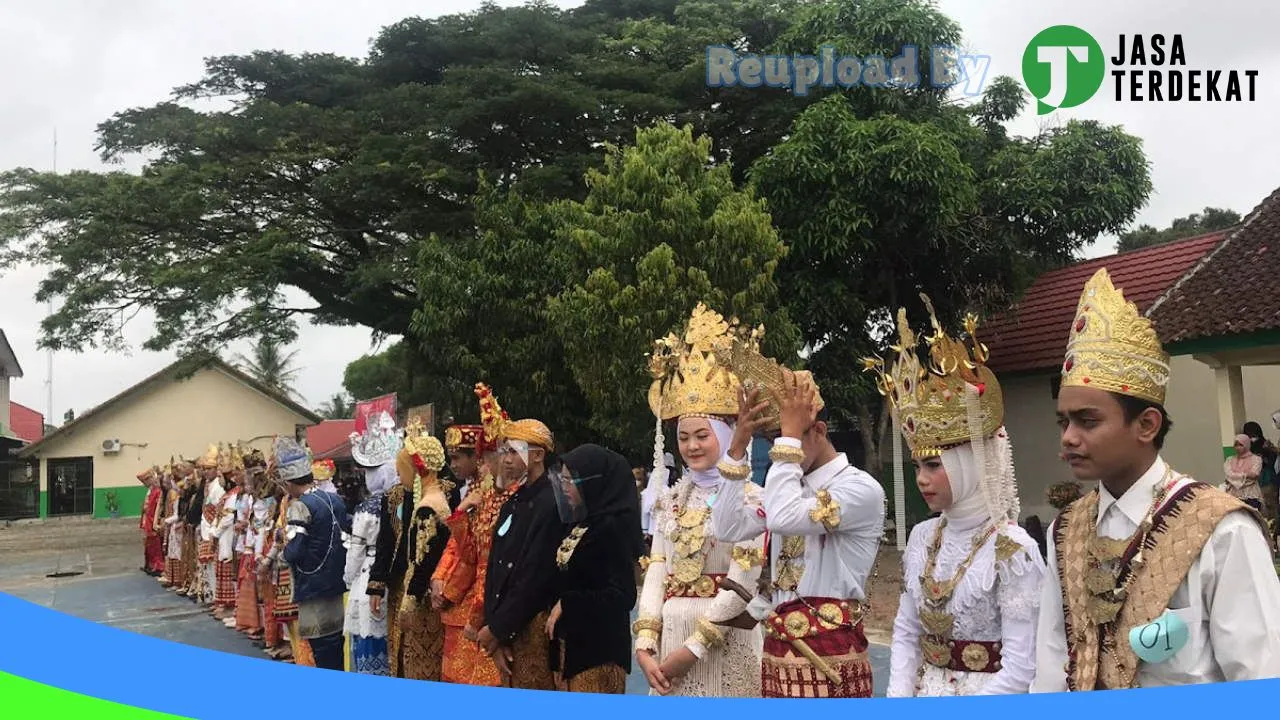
354;393;398;435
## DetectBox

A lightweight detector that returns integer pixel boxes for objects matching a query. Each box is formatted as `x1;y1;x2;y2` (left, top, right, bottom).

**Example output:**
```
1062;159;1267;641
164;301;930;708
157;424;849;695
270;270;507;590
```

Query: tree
63;409;75;424
544;122;799;453
317;393;354;420
236;339;302;398
0;0;824;361
1117;206;1241;253
749;0;1152;475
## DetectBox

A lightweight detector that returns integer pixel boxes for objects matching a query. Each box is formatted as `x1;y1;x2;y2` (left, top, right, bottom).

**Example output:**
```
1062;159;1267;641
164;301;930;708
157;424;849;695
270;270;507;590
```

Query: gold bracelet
769;444;805;465
688;622;725;652
633;617;663;635
717;460;752;482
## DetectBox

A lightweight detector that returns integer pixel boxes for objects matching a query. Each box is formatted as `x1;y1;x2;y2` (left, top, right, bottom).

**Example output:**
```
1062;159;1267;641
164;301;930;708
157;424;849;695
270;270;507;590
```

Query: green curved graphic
0;671;189;719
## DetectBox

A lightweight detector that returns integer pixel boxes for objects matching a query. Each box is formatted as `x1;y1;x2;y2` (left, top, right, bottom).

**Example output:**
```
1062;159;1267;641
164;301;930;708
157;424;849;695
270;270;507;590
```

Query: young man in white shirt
1033;268;1280;692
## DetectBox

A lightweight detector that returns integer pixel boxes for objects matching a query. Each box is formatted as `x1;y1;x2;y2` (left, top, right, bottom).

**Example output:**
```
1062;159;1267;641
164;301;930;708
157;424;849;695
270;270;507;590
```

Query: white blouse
888;516;1043;697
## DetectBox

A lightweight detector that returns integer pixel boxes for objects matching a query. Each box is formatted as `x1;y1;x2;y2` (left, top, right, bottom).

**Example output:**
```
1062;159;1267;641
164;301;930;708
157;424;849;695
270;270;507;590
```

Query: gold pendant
921;636;951;668
1085;565;1118;595
673;557;703;584
1087;595;1124;625
922;577;954;604
678;508;706;529
920;609;954;637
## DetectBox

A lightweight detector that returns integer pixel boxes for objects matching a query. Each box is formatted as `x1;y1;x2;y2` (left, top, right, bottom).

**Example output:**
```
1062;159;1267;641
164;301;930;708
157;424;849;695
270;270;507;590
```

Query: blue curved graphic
0;590;1276;718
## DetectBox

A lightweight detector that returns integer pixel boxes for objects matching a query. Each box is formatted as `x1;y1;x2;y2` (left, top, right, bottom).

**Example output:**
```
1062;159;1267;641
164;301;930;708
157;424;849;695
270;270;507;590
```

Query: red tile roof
982;230;1229;373
306;419;355;459
8;402;43;443
1149;187;1280;345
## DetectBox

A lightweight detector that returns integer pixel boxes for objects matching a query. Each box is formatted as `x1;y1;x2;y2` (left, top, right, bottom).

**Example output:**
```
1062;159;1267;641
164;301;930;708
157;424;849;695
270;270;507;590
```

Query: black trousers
308;632;345;671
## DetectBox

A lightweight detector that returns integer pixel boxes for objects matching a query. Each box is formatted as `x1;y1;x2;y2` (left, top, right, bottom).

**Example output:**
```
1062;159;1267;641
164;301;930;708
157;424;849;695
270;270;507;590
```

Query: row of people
137;266;1280;695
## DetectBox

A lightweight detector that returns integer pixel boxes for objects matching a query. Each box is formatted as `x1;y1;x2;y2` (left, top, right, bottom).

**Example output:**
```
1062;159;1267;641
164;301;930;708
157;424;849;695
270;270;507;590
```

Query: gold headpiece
502;419;555;452
716;320;824;434
403;416;447;472
230;443;245;472
474;383;508;453
647;303;743;421
1061;268;1169;406
196;444;219;470
862;295;1003;459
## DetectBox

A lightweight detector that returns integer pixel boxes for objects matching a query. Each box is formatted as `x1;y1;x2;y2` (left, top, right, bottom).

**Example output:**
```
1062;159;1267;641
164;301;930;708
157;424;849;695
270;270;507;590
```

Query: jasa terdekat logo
1023;26;1260;115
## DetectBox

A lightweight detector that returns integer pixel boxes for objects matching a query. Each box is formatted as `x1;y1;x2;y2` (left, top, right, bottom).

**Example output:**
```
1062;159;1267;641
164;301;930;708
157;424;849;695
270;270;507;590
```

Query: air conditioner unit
102;439;122;454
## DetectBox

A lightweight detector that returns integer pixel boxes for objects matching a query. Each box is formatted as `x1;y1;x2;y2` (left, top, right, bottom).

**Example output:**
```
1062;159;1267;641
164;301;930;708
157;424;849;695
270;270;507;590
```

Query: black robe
483;471;567;645
553;514;638;679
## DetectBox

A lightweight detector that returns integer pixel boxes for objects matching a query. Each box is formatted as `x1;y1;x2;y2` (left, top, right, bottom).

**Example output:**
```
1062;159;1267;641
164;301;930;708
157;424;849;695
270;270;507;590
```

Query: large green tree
749;0;1152;471
544;123;799;452
1117;206;1241;253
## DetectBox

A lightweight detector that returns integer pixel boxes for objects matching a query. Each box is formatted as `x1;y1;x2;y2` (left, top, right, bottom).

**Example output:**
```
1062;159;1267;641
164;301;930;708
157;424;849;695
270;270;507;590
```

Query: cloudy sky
1;0;1275;424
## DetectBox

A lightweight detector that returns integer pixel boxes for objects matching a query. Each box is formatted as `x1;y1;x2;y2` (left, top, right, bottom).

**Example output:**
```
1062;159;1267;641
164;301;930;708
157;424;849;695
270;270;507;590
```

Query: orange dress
434;477;513;686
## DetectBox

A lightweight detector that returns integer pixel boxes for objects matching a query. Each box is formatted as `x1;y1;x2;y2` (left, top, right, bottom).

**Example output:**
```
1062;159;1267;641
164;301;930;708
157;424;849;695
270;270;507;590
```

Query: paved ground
0;517;890;696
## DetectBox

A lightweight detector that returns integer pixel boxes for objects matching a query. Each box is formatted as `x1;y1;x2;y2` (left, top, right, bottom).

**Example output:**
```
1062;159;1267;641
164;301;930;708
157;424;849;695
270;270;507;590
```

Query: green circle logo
1022;25;1105;115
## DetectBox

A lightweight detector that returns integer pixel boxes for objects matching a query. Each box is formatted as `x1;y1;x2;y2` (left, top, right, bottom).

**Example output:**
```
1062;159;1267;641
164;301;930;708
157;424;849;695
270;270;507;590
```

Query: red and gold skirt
760;598;874;699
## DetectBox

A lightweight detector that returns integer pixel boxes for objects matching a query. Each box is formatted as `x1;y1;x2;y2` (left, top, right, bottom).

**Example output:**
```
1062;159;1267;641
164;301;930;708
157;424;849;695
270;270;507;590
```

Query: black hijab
560;443;646;561
1244;421;1268;456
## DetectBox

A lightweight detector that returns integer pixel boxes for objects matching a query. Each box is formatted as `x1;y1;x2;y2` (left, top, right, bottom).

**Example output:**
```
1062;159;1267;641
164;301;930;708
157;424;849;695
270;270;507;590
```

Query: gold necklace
916;519;997;670
668;480;714;586
1084;466;1177;626
556;525;588;570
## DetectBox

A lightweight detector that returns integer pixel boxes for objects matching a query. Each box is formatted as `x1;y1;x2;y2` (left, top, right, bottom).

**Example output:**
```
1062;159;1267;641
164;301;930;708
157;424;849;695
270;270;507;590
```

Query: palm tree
236;339;302;398
319;393;354;420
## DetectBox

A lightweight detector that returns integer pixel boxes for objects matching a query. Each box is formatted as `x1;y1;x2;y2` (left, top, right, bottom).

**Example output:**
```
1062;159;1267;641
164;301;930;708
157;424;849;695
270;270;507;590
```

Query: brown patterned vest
1053;481;1268;691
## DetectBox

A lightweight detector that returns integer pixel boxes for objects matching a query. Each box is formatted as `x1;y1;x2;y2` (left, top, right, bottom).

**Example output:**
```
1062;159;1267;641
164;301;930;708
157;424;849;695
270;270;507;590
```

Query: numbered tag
497;515;513;537
1129;610;1189;664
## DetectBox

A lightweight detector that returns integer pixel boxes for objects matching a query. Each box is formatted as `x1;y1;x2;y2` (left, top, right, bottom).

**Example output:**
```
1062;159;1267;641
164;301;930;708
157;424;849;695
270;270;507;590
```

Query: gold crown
196;444;219;469
716;321;825;434
403;416;447;472
647;303;743;421
863;295;1003;459
1061;268;1169;406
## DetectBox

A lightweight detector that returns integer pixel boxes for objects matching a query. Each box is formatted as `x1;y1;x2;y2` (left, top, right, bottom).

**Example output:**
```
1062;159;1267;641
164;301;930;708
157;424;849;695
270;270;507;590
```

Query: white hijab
364;460;399;497
938;428;1020;529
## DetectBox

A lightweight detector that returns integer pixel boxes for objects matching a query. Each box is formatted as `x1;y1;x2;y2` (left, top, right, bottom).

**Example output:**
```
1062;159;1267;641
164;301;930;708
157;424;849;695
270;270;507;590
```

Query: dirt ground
863;546;904;645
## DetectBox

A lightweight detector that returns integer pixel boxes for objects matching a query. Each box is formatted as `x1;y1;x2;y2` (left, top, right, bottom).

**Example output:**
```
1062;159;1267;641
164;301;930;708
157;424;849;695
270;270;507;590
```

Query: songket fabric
435;480;510;687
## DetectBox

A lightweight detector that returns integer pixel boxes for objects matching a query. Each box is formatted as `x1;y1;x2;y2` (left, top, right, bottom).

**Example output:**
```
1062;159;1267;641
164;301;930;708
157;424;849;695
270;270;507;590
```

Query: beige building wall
0;376;10;432
1008;358;1280;524
31;366;312;514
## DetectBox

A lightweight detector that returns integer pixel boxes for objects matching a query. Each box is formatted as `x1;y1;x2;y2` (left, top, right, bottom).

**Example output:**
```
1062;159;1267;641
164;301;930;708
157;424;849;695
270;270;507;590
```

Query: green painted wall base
1225;445;1237;460
881;462;929;538
94;486;147;519
37;487;146;519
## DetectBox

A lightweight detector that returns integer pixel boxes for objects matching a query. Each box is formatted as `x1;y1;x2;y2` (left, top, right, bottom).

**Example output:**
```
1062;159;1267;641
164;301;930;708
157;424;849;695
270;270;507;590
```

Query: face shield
550;462;589;525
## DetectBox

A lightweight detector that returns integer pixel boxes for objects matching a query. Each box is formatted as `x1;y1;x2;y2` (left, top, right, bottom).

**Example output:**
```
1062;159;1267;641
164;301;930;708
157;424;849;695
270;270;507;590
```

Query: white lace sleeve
710;457;766;543
982;528;1046;695
635;531;668;654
